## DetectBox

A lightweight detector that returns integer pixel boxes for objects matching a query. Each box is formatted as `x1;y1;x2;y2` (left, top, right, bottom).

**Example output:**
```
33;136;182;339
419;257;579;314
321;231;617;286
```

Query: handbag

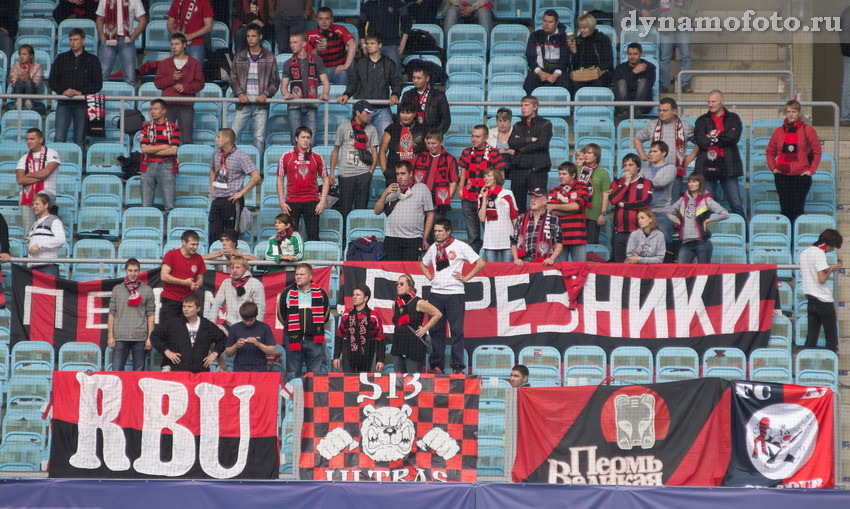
407;325;434;354
570;66;603;82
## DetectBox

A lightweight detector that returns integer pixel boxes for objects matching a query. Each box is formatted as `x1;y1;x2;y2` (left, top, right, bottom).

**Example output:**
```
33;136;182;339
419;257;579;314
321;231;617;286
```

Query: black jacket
693;108;744;179
525;23;570;74
151;316;226;373
567;28;614;75
359;0;412;47
344;55;404;102
508;115;553;171
401;86;451;134
0;2;17;36
49;50;103;95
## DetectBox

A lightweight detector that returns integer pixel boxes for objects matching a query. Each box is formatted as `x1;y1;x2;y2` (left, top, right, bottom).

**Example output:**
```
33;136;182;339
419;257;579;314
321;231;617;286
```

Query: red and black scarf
289;53;318;99
216;146;236;182
232;274;250;297
707;110;726;162
413;149;453;207
21;146;47;206
86;95;106;137
395;292;416;328
434;235;455;271
103;0;131;39
352;119;369;150
461;146;493;201
654;117;687;176
125;278;142;307
341;306;382;354
516;212;555;262
578;162;598;196
415;86;430;123
483;186;503;221
779;119;803;164
398;124;415;161
275;227;294;244
286;286;326;350
176;0;199;34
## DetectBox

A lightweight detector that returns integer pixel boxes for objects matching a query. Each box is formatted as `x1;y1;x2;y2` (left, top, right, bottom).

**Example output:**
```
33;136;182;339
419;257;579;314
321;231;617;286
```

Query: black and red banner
724;382;834;488
340;262;778;356
10;265;331;349
49;371;281;479
300;373;479;482
513;379;733;485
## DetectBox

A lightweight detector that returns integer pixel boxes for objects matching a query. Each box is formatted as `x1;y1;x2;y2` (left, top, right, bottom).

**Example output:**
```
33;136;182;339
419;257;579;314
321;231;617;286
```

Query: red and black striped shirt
306;25;354;67
548;182;590;245
458;146;505;202
140;120;180;163
608;176;654;234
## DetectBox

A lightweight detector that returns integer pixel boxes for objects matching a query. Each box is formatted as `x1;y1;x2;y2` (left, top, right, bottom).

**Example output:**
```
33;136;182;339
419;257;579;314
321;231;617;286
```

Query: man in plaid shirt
511;187;562;266
208;128;261;243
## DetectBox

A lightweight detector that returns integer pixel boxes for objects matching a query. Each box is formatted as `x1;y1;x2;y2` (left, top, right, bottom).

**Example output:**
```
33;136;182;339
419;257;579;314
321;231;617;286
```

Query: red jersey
168;0;214;46
306;24;354;67
161;248;206;302
278;147;329;203
608;176;654;234
548;182;590;245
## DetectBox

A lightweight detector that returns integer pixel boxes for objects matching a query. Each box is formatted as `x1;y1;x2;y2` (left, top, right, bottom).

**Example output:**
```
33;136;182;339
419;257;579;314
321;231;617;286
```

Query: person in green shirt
265;213;303;273
576;143;612;246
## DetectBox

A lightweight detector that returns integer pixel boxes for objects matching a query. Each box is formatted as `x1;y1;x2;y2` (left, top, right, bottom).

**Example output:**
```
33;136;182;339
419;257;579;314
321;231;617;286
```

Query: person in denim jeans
666;173;729;264
95;0;148;86
277;263;330;382
140;99;180;212
50;29;103;151
230;25;280;154
282;31;330;145
167;0;214;65
108;259;155;371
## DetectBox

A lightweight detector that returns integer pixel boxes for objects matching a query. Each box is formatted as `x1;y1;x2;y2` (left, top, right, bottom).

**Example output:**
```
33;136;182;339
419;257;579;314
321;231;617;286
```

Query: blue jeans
98;39;138;85
326;66;349;87
461;200;482;253
484;249;512;262
32;264;59;278
113;341;147;371
186;44;205;66
274;14;306;53
615;78;653;116
557;244;587;262
678;239;713;264
659;30;692;87
443;7;494;46
393;354;421;374
286;340;324;382
54;101;87;151
654;212;673;244
368;107;393;138
288;106;317;144
231;103;268;153
706;177;745;219
428;293;466;372
141;161;176;212
842;56;850;121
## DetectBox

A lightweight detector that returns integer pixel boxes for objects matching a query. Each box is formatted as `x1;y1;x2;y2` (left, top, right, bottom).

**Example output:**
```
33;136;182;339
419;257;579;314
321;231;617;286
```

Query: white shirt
482;188;517;250
17;147;61;202
27;214;67;267
422;238;480;295
96;0;147;37
186;319;201;346
800;245;833;303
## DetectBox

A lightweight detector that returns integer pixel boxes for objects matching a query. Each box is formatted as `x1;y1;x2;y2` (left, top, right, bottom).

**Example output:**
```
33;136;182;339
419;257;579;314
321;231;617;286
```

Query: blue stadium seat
58;342;101;372
58;19;97;53
527;365;562;387
710;213;746;240
345;209;385;235
487;55;527;77
749;118;782;143
703;347;747;380
19;2;56;20
412;23;444;47
795;349;838;390
574;117;615;140
490;24;530;59
487;72;525;92
532;86;570;119
472;345;515;378
122;206;164;237
749;348;792;384
303;241;342;262
518;345;561;373
610;346;653;384
564;365;606;386
118;239;162;264
564;345;606;373
533;6;573;31
10;341;54;380
178;144;214;164
81;174;122;201
52;143;84;170
446;72;485;91
176;175;211;200
447;40;486;61
211;21;230;51
447;23;488;50
319;209;344;244
145;20;171;52
487;86;525;116
711;234;747;264
166;208;209;241
793;214;835;243
655;347;698;382
446;56;486;86
73;238;116;262
86;143;128;174
1;110;43;142
14;35;54;61
77;207;121;240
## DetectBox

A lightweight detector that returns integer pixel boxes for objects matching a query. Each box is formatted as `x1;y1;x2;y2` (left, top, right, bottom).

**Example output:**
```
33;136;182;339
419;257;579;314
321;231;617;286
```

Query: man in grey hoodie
639;140;676;246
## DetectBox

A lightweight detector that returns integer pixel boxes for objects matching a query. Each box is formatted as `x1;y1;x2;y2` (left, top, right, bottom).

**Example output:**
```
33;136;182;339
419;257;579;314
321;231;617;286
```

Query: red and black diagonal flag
50;371;280;479
724;382;834;488
513;379;732;486
300;373;479;482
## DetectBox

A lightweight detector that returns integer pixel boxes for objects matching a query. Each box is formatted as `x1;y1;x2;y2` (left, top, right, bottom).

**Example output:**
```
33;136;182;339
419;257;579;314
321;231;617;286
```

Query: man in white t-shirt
799;229;843;353
95;0;148;86
17;128;61;233
419;218;486;374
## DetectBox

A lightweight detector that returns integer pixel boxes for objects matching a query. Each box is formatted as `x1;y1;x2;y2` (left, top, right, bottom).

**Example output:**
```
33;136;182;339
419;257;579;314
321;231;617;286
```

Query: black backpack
405;29;442;54
404;58;448;86
206;48;234;83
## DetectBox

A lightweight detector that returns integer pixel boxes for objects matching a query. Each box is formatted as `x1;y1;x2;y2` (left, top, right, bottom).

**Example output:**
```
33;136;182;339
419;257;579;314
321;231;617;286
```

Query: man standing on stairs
657;0;694;94
693;90;745;220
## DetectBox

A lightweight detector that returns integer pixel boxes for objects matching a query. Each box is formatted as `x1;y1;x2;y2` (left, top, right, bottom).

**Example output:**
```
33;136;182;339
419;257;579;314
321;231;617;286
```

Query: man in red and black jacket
457;125;505;253
140;99;181;214
547;161;590;262
306;7;357;86
609;153;654;263
412;129;459;221
277;263;330;382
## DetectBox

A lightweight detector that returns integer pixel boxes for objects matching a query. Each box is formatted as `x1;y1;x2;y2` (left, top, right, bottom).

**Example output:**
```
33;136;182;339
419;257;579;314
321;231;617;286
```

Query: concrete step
690;74;787;95
692;43;788;62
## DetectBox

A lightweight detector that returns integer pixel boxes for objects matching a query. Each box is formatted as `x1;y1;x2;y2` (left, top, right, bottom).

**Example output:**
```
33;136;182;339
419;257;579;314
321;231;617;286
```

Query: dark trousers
775;173;812;225
288;201;319;241
53;1;97;23
113;341;147;371
510;168;548;214
614;78;653;116
384;236;422;261
586;219;601;245
407;0;440;23
806;297;838;352
339;172;372;222
612;232;631;263
54;101;87;151
209;196;243;244
428;292;466;371
159;297;185;324
523;71;571;95
166;106;195;144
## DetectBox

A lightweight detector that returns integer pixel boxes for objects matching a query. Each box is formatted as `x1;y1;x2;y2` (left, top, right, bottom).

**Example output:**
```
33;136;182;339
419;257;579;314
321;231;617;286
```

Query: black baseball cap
528;187;547;197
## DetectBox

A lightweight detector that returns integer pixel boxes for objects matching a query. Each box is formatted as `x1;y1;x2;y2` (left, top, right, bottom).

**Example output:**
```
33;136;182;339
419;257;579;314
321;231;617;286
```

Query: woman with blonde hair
625;209;665;264
391;274;442;374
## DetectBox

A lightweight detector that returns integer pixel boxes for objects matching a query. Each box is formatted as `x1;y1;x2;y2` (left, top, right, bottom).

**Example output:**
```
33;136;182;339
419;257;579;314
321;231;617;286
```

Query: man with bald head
693;90;745;219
